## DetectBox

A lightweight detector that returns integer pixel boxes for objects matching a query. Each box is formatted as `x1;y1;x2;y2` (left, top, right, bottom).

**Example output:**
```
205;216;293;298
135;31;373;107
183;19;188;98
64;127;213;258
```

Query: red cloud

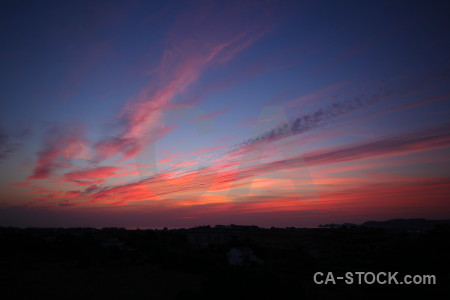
159;152;183;164
10;181;32;187
194;108;229;122
78;122;450;206
63;166;120;186
69;179;106;186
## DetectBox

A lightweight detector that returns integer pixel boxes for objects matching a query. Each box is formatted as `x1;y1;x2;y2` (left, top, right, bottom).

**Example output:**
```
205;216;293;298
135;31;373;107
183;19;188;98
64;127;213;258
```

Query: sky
1;0;449;228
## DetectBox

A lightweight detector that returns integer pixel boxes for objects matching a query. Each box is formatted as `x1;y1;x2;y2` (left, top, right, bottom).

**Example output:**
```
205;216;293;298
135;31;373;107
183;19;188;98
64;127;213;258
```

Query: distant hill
362;218;450;230
318;223;358;228
319;218;450;230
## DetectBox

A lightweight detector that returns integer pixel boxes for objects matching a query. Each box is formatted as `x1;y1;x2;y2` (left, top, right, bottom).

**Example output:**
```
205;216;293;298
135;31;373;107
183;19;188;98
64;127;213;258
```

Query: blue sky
1;0;449;228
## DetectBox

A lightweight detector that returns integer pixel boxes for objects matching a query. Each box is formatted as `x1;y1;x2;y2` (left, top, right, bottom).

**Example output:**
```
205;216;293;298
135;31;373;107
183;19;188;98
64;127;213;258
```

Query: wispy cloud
0;125;31;163
0;129;20;163
28;124;89;180
249;123;450;174
63;166;120;185
194;108;229;122
83;122;450;206
233;96;377;151
93;4;269;162
25;2;274;201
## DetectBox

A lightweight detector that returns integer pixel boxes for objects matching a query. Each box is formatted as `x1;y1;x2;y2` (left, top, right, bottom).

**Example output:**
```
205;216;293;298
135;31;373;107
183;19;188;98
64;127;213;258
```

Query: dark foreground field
1;220;449;299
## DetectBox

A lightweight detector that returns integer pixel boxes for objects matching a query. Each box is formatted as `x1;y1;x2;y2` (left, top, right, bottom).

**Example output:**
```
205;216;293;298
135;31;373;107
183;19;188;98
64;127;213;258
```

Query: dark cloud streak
0;125;31;163
261;123;450;173
233;96;377;151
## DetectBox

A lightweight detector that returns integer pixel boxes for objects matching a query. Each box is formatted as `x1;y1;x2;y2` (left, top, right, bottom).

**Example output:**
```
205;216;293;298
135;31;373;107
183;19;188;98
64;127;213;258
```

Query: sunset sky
1;0;449;228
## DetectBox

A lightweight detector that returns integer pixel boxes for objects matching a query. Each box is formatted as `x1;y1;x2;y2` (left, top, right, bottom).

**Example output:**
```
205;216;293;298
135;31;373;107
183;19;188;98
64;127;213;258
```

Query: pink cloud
88;122;450;206
21;3;308;209
32;125;447;207
95;125;176;161
93;4;268;162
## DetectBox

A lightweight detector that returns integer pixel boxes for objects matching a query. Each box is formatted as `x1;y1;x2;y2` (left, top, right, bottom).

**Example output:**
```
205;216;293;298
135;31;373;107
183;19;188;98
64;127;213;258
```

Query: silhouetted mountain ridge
320;218;450;229
362;218;450;229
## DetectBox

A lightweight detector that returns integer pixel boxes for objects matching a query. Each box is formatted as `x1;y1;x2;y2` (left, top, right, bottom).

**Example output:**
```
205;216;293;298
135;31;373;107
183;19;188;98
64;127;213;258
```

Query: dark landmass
1;219;449;299
319;218;450;230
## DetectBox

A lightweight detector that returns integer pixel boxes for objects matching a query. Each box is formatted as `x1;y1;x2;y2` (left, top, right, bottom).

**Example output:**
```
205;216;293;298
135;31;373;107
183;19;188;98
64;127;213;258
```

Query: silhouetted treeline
1;221;449;299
